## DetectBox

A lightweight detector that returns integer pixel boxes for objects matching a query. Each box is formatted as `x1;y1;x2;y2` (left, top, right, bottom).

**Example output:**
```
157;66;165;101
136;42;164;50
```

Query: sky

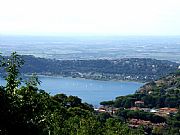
0;0;180;36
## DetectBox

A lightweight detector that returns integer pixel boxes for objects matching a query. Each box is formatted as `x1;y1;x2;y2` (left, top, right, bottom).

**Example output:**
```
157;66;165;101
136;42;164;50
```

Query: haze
0;0;180;36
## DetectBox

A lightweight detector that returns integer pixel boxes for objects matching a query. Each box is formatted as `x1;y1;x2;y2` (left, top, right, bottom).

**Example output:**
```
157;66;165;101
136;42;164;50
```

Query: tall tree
4;52;24;95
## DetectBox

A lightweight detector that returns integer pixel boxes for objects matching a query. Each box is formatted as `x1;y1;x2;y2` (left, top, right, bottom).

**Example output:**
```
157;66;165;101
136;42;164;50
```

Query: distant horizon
1;33;180;37
1;35;180;63
1;0;180;36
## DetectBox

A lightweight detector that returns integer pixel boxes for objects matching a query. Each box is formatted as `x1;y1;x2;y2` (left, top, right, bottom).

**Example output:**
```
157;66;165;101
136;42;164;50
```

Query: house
159;107;178;115
140;108;151;112
96;106;119;115
129;107;140;111
150;108;158;113
135;100;144;107
98;106;106;112
151;108;178;117
98;109;106;113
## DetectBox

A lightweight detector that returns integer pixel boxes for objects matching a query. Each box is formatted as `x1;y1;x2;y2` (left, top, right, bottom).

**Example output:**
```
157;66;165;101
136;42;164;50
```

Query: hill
1;55;179;82
135;71;180;108
109;71;180;109
100;71;180;134
138;71;180;94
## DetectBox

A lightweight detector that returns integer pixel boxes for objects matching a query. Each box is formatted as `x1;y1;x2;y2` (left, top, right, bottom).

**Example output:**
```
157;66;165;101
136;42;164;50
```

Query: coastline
24;73;146;84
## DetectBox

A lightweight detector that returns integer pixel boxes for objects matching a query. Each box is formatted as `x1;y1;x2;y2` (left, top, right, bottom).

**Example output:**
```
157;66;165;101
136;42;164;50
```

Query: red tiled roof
159;108;178;113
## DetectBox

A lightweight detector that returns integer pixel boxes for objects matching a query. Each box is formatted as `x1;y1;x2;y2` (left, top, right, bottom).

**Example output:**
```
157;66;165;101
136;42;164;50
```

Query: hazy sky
0;0;180;36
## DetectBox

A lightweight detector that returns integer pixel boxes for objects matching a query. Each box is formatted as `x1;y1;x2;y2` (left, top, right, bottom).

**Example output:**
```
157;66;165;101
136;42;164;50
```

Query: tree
66;95;82;107
100;100;114;106
52;93;68;107
3;52;24;95
104;118;144;135
96;112;111;123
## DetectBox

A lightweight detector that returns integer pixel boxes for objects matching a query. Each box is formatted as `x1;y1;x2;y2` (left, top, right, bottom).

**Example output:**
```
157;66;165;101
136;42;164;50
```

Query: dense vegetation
0;53;145;135
1;55;179;82
101;70;180;134
1;52;180;135
101;71;180;108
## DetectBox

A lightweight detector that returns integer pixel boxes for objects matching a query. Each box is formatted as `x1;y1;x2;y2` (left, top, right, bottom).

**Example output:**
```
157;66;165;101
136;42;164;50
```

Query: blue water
0;76;143;107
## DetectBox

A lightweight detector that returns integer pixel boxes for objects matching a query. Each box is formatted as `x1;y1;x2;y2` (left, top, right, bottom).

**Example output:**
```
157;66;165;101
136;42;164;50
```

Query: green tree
100;101;114;108
67;95;82;107
104;118;144;135
4;52;24;95
52;93;68;107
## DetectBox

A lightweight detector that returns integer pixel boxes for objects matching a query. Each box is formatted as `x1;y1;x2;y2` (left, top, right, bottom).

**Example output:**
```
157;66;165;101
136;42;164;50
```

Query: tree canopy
0;52;144;135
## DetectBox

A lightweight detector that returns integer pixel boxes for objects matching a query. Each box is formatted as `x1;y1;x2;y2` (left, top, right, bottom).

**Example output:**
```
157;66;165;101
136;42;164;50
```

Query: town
96;100;178;128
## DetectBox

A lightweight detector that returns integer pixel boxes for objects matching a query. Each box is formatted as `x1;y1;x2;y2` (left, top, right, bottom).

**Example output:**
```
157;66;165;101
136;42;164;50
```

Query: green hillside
1;55;179;82
0;52;179;135
101;71;180;134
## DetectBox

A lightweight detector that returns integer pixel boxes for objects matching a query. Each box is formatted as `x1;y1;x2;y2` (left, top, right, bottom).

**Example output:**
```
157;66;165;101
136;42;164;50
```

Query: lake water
0;76;143;107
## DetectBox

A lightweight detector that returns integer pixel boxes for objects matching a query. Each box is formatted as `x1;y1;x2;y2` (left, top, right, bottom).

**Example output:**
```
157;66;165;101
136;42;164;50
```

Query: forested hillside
110;71;180;108
1;55;179;82
101;70;180;134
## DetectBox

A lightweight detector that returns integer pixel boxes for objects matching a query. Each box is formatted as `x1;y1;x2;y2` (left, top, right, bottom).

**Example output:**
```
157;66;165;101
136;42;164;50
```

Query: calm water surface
0;76;143;107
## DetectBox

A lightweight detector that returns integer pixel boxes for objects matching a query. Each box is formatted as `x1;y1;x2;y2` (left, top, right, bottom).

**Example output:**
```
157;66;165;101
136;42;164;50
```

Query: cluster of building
130;100;178;117
96;100;178;117
94;106;118;115
95;100;178;128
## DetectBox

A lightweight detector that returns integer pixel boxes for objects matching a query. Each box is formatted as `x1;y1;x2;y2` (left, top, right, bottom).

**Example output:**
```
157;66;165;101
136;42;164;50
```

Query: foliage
0;52;179;135
101;69;180;135
100;100;114;106
1;55;179;82
111;75;180;108
0;52;145;135
103;118;144;135
115;109;166;123
3;52;24;94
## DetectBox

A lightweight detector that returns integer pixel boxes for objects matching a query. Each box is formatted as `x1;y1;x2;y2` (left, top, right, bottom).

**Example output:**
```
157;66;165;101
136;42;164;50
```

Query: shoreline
24;73;146;84
1;74;144;107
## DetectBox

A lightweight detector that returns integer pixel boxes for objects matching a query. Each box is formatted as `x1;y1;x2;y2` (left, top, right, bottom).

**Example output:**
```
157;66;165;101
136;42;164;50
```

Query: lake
0;76;143;107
